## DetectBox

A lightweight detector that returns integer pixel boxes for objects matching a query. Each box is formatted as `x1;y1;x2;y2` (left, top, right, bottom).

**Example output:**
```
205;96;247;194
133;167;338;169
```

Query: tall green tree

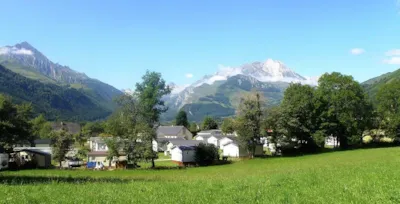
280;84;318;150
262;106;283;153
314;72;372;148
81;122;105;139
202;116;218;130
0;94;33;148
134;71;171;168
104;137;122;167
50;128;74;168
175;110;189;128
189;122;199;136
376;80;400;138
221;118;235;134
31;114;52;139
234;92;264;158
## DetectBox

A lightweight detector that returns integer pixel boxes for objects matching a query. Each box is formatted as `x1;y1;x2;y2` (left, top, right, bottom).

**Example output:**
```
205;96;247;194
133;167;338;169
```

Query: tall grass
1;147;400;203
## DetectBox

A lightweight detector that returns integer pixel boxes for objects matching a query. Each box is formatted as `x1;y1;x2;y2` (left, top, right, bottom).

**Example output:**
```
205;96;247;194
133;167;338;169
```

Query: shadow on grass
0;175;153;185
257;145;400;159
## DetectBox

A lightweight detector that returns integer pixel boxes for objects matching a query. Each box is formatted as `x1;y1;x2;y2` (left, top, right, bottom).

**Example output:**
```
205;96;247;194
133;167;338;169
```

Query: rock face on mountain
162;59;316;122
0;42;122;121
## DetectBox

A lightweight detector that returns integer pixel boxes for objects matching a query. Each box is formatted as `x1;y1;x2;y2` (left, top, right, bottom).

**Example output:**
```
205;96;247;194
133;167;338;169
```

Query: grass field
1;147;400;203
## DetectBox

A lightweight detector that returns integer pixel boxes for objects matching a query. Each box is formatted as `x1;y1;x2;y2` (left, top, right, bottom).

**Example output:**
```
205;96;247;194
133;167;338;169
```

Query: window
97;143;107;151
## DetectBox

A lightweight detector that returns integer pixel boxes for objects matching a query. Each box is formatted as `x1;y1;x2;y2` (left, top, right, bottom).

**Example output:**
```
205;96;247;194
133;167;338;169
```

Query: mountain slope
0;65;111;121
0;42;123;115
163;59;312;122
362;68;400;103
163;74;289;122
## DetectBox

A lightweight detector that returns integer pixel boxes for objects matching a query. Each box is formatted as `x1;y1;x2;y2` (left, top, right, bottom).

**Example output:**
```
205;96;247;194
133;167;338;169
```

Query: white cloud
350;48;365;55
0;47;33;55
386;49;400;56
185;73;193;78
383;57;400;65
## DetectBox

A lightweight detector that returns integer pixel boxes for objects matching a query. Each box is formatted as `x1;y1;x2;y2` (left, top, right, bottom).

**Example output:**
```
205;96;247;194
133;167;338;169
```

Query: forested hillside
0;65;111;121
362;68;400;103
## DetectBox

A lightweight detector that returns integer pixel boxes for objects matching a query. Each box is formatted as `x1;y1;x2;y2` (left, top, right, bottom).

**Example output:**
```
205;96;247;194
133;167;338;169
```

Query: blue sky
1;0;399;89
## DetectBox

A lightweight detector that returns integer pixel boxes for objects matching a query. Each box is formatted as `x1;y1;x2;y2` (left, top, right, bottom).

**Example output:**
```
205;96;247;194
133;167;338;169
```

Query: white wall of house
222;143;263;157
195;136;205;141
171;148;182;162
207;136;219;147
219;137;233;149
171;147;196;163
222;143;247;157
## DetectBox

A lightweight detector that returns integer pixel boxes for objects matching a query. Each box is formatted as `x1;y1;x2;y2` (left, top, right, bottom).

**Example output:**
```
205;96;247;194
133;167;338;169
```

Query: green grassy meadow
1;147;400;203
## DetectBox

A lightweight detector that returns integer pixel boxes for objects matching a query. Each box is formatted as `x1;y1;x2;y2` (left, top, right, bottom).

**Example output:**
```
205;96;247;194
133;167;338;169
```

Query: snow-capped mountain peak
190;58;315;88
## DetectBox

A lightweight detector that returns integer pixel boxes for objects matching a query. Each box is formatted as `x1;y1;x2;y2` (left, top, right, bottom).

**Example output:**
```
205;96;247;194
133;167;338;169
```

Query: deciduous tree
175;110;189;128
376;80;400;138
50;128;74;168
202;116;218;130
235;92;264;158
221;118;235;134
314;72;372;148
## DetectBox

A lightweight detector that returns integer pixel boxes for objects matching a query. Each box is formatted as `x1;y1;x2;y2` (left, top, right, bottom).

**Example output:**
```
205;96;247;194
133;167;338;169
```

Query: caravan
0;153;9;170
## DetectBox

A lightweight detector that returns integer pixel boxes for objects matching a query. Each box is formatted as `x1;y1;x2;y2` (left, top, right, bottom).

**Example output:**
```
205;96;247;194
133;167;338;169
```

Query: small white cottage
222;142;263;158
219;136;236;149
171;145;197;165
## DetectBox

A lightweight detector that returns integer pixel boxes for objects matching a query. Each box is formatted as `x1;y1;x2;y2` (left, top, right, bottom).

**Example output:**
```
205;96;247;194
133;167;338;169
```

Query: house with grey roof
195;129;236;148
157;126;193;140
166;140;204;155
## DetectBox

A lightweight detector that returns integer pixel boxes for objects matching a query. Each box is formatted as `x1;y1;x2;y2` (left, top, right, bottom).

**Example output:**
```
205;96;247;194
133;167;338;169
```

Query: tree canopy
175;110;189;128
201;116;218;130
234;92;264;157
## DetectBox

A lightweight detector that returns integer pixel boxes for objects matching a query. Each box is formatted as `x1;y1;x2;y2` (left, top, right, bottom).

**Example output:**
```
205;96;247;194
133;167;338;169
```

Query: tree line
3;70;400;165
214;72;400;156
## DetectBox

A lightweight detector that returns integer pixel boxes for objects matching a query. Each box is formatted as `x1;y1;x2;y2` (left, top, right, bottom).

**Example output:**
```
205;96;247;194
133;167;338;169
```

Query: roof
89;137;105;142
172;145;197;151
34;139;52;145
15;149;51;156
168;140;204;146
157;126;185;136
51;122;81;134
197;129;224;137
221;136;237;141
88;151;126;156
157;138;186;143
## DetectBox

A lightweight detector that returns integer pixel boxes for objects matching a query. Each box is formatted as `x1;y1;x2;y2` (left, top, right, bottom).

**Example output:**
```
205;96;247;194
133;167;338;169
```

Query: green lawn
1;147;400;203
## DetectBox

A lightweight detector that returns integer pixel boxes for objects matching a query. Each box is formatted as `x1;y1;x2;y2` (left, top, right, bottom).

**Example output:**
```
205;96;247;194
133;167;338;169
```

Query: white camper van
0;153;9;170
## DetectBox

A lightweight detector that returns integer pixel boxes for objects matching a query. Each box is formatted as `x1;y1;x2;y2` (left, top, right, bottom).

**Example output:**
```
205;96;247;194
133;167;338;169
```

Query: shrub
379;137;394;143
362;136;373;144
194;143;219;166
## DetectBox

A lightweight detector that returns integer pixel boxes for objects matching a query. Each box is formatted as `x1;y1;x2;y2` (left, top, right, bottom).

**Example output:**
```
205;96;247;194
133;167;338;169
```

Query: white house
195;129;236;149
207;136;221;147
222;142;263;158
219;136;236;149
166;140;203;155
171;145;196;165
